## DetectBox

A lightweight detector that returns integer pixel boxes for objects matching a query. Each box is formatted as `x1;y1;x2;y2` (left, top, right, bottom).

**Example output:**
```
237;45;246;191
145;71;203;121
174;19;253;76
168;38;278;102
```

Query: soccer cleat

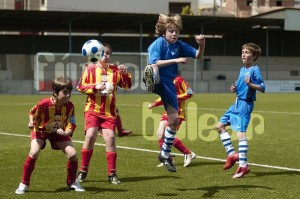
223;152;239;170
108;173;121;185
183;152;196;167
67;180;85;192
158;153;176;172
157;162;164;167
15;183;28;194
232;165;250;178
143;65;159;92
118;130;132;137
157;155;175;167
77;171;87;182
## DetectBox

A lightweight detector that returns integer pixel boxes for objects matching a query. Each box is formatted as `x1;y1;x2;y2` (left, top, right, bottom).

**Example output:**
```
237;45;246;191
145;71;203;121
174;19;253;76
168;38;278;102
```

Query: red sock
67;160;78;185
116;115;123;133
173;138;191;154
158;138;164;150
80;149;93;172
106;152;117;176
21;156;37;186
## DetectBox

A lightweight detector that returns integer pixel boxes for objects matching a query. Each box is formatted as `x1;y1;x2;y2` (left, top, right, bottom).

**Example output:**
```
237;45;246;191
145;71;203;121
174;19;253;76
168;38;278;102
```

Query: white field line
1;132;300;172
1;102;299;115
117;104;300;115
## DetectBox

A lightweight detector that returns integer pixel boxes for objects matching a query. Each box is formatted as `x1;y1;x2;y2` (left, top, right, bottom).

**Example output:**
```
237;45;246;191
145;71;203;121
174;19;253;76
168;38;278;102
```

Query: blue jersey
148;36;197;79
236;65;265;101
147;36;197;110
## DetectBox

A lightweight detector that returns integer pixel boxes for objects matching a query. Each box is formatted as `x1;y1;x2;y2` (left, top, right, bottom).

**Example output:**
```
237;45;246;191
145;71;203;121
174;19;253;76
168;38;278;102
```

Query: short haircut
155;13;183;36
52;76;73;94
242;43;262;61
103;43;112;53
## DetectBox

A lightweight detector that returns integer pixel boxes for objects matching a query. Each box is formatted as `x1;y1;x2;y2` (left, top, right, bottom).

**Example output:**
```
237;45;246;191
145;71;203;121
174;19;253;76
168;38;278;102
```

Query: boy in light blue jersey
216;43;265;178
145;13;205;172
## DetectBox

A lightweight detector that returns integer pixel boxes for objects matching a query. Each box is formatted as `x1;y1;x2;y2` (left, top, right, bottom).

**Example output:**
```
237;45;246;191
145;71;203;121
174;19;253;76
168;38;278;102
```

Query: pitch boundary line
1;102;300;115
1;132;300;172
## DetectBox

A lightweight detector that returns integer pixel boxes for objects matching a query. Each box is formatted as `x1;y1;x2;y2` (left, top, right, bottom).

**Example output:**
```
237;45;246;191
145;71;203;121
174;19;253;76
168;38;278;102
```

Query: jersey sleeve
151;97;163;108
178;40;197;58
64;102;76;135
175;77;193;101
252;66;265;92
148;37;163;64
117;72;132;90
77;65;98;94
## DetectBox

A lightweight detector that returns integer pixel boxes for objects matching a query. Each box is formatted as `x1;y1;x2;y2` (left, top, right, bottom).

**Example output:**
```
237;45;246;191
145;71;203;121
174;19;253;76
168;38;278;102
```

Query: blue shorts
219;98;254;132
153;77;178;111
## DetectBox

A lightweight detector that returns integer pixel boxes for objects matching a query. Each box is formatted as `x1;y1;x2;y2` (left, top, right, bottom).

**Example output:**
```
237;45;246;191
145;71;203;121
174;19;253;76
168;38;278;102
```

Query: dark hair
242;43;262;61
52;76;73;94
103;43;112;53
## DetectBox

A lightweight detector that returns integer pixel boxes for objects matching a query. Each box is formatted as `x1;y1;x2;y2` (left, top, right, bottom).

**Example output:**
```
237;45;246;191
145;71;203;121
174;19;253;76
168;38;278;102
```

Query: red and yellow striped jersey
77;63;132;117
152;76;193;119
29;97;76;134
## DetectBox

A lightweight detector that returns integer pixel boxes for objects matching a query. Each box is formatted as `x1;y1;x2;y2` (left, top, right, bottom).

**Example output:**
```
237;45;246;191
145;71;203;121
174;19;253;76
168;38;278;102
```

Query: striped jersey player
77;44;132;185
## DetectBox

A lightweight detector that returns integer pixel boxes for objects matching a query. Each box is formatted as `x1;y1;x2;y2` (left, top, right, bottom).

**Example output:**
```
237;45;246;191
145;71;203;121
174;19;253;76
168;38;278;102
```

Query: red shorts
31;131;71;150
84;111;116;132
161;114;184;130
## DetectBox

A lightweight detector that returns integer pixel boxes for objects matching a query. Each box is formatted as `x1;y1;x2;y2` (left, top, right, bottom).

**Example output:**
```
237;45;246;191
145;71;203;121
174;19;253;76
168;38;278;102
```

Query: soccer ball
100;82;114;94
82;39;104;63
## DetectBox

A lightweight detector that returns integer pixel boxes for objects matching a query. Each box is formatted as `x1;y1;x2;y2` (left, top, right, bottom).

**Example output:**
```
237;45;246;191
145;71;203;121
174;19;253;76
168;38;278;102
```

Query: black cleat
158;153;176;172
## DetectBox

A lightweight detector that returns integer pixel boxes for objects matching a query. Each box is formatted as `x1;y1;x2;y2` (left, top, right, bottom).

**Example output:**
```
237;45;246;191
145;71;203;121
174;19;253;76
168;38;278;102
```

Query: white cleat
157;162;164;167
183;152;196;167
15;183;28;194
67;180;85;192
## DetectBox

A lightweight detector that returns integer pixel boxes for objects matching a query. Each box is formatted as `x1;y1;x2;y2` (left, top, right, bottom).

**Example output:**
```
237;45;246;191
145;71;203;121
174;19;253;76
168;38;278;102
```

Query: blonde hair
155;14;183;36
242;43;262;61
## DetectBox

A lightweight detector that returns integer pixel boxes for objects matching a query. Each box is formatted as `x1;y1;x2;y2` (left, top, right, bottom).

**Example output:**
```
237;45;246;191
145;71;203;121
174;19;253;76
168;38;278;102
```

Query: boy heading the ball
77;41;132;184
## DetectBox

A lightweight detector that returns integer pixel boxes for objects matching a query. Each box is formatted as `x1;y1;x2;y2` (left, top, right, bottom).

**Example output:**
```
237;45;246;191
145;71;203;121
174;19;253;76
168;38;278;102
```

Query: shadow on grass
156;193;179;197
74;175;181;184
121;175;181;182
54;187;127;193
186;161;224;168
251;170;300;177
177;185;272;198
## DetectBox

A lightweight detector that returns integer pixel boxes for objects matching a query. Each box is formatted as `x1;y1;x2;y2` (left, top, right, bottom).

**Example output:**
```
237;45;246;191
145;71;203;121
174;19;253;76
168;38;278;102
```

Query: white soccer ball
100;82;114;94
105;83;114;94
82;39;104;63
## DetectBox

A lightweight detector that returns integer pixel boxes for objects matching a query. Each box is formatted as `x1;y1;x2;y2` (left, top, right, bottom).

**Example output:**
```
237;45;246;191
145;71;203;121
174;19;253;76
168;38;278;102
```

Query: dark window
15;0;24;10
276;1;282;6
290;70;299;76
247;0;253;6
0;55;7;70
169;2;191;14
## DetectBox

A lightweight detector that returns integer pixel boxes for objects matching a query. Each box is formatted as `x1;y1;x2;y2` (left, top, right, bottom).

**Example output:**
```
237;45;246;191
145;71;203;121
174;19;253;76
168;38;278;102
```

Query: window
0;55;7;70
169;2;191;14
15;0;24;10
276;1;282;6
247;0;253;6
